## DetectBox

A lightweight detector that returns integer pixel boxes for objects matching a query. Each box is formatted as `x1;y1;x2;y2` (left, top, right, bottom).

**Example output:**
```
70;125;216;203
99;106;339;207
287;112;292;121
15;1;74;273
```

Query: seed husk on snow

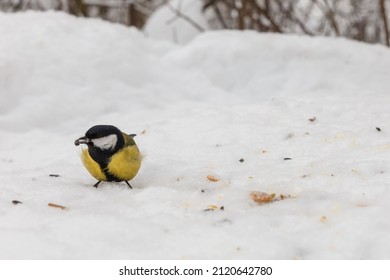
207;175;219;182
203;205;224;212
250;191;293;204
48;203;67;210
251;192;276;203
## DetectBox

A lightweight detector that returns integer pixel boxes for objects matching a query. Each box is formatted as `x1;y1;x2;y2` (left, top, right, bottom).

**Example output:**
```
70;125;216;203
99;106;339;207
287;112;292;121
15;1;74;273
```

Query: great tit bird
74;125;141;188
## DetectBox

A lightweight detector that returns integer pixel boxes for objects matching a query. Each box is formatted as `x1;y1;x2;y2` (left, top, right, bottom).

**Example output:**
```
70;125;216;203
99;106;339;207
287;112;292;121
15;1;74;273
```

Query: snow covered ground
0;11;390;260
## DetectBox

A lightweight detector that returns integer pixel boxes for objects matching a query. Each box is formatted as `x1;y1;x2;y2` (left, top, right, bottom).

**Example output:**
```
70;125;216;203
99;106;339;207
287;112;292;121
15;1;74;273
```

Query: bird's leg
124;181;133;189
93;181;102;188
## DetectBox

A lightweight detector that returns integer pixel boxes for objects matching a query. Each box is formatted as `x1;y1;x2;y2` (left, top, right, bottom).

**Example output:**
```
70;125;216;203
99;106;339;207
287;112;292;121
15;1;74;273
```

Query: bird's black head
75;125;125;153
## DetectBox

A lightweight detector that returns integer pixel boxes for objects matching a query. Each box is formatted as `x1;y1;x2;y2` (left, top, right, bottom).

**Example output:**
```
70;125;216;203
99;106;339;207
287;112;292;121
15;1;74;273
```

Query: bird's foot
124;181;133;189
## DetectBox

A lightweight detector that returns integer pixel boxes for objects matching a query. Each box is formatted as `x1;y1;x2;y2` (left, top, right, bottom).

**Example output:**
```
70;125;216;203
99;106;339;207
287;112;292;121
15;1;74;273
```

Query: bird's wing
122;132;137;147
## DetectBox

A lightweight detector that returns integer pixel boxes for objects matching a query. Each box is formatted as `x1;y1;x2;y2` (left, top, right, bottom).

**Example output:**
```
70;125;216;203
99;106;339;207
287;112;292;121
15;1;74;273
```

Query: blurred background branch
0;0;165;28
165;0;205;32
1;0;390;46
202;0;390;45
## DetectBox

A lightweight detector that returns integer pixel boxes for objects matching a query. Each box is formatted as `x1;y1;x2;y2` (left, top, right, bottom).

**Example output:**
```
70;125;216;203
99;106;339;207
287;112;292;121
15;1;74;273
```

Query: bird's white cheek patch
92;134;118;150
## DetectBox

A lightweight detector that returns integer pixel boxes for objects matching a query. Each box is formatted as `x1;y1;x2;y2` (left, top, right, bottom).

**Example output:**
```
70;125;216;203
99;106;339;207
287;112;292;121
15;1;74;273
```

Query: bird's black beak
74;136;92;146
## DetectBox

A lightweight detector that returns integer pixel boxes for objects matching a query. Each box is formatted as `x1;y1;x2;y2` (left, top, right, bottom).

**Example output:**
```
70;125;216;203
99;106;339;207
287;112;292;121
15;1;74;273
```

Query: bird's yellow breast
80;149;107;181
80;145;141;181
107;145;142;181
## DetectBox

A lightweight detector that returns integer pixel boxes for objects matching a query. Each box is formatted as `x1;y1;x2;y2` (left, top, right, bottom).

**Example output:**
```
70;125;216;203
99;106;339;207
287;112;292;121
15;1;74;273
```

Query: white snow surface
1;11;390;260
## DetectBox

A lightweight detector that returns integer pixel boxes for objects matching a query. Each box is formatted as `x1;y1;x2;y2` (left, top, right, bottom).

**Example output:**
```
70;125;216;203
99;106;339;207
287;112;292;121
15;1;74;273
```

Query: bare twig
165;0;205;32
380;0;390;46
275;0;314;36
250;0;282;33
213;3;228;29
314;0;340;36
202;0;228;29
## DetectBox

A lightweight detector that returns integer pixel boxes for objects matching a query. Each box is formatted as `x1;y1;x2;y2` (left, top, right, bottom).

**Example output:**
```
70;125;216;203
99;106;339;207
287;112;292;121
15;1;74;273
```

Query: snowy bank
0;11;390;259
